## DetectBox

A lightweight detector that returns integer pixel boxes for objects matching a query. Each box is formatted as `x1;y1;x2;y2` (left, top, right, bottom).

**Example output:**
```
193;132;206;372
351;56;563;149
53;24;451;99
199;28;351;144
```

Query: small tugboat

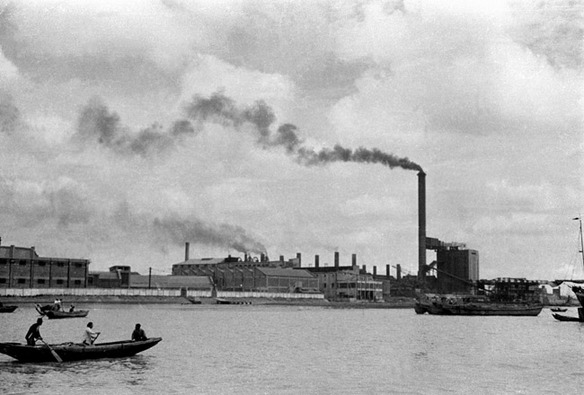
0;337;162;363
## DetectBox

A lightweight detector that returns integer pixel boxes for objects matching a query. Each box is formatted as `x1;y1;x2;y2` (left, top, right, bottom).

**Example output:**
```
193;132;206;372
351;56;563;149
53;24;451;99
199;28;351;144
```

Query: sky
0;0;582;280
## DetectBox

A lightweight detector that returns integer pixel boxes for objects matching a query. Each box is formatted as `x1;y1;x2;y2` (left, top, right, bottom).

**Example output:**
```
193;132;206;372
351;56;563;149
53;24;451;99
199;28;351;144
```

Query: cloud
0;94;21;134
0;176;92;229
330;0;583;138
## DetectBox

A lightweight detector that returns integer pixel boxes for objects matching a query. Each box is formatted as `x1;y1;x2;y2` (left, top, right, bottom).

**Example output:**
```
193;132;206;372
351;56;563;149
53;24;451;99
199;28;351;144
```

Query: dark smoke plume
153;217;267;254
184;92;422;171
75;97;196;157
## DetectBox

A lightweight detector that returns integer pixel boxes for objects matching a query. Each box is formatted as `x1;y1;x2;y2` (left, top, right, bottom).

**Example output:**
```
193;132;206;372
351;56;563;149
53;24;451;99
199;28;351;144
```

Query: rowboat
552;313;583;322
0;337;162;362
36;305;89;319
0;305;18;313
44;310;89;319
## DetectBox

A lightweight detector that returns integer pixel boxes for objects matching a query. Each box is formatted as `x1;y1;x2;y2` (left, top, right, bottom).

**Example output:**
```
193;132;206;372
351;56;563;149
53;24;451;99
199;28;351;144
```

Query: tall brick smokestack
418;171;426;283
185;242;190;262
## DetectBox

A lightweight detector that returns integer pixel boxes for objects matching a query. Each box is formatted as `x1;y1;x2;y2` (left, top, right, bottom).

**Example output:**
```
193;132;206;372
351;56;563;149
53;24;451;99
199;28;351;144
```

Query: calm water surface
1;304;583;394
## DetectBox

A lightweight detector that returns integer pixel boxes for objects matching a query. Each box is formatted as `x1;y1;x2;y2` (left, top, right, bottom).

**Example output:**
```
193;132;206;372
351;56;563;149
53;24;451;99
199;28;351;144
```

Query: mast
577;217;584;269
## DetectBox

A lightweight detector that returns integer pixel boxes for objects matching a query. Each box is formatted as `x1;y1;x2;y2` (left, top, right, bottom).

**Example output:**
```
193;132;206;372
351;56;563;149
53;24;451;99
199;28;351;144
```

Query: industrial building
424;237;479;293
172;243;319;293
301;252;384;301
0;241;89;288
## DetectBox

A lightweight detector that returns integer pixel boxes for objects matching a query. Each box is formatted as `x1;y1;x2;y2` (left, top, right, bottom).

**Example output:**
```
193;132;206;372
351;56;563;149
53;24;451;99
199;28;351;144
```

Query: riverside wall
0;287;324;299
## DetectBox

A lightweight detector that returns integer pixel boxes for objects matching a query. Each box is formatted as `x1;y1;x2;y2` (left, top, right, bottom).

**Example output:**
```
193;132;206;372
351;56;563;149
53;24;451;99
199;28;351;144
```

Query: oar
41;339;63;363
92;333;100;344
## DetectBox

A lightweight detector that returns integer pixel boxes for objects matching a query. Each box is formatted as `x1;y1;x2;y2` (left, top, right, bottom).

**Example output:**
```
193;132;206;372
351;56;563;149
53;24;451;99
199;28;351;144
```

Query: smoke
185;92;423;171
153;217;267;254
75;97;196;157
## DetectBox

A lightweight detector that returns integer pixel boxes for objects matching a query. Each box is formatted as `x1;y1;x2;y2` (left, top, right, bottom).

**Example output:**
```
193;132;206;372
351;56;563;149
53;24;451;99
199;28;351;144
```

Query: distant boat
36;305;89;319
550;307;568;313
415;294;543;316
0;305;17;313
552;313;583;322
0;337;162;363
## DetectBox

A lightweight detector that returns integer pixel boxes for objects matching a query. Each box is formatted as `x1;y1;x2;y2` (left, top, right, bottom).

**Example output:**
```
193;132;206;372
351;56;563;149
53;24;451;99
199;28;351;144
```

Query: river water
1;304;583;394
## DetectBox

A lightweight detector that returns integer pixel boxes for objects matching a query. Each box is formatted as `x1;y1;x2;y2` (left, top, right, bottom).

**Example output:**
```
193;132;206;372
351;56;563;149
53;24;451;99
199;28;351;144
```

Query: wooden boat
415;294;543;316
0;337;162;363
552;313;583;322
0;305;18;313
36;305;89;319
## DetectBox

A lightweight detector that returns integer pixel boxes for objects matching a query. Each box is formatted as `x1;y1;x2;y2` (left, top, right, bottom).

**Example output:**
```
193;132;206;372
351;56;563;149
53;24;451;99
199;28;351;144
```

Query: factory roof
129;274;213;289
256;267;315;278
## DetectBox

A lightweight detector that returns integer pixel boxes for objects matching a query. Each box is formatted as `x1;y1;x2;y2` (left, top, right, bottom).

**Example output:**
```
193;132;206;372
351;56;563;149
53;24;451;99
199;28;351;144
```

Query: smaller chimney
315;255;320;268
352;253;357;267
296;252;302;267
373;266;377;276
279;255;284;262
386;264;390;279
185;242;190;261
334;252;339;267
260;253;265;262
362;264;367;273
397;264;402;281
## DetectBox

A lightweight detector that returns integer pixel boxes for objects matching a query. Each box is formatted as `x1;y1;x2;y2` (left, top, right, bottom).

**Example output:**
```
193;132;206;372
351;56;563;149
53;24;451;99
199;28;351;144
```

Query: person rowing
25;318;43;346
82;322;100;345
131;323;147;341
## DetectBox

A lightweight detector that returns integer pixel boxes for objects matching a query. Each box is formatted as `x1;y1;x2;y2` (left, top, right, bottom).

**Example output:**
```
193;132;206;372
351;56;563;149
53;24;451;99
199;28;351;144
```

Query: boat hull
45;310;89;319
0;337;162;362
438;304;543;316
36;306;89;319
552;313;583;322
415;294;543;316
0;306;17;313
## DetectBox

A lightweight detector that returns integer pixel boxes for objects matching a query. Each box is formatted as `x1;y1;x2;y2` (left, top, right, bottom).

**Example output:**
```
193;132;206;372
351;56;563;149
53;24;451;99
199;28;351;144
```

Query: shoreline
0;295;417;309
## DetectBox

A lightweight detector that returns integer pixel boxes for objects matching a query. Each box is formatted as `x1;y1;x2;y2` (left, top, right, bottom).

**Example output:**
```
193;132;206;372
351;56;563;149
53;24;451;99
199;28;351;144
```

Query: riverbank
0;294;416;308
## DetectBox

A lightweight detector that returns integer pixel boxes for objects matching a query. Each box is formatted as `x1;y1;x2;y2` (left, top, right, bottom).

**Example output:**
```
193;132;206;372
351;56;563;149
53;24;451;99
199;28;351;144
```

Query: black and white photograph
0;0;582;393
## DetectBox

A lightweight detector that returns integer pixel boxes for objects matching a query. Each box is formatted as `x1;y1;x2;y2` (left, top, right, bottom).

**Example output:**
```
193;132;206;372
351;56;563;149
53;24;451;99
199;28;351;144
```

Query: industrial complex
0;171;549;303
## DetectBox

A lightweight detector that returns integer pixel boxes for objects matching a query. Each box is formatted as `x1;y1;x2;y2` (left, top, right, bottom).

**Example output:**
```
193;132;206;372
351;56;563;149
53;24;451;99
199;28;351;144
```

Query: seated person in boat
25;318;43;346
131;323;147;341
82;322;100;345
69;305;75;312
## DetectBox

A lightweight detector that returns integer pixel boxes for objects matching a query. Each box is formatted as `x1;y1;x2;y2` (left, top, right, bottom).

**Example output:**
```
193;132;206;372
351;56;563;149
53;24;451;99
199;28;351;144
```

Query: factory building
425;237;479;293
0;241;89;289
436;247;479;293
172;243;318;292
302;252;384;301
